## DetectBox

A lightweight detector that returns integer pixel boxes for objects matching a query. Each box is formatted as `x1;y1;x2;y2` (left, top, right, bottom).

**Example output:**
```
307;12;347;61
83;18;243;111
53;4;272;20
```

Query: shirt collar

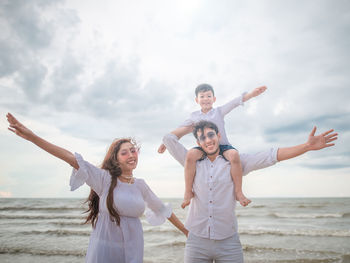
199;108;214;115
200;154;225;163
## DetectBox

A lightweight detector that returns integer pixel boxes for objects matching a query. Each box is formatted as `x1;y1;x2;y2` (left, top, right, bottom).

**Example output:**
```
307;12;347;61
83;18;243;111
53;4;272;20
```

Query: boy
158;84;266;208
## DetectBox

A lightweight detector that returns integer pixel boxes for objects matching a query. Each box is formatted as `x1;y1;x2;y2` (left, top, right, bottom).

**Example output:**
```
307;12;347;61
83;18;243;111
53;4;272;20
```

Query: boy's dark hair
195;83;215;97
193;120;219;140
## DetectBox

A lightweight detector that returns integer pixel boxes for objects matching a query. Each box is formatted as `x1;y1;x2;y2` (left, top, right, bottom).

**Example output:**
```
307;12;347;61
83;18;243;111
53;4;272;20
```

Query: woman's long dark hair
84;138;135;228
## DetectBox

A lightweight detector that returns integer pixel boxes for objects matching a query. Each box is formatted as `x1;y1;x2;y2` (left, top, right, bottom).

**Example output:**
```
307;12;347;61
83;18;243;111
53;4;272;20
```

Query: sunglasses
198;131;217;142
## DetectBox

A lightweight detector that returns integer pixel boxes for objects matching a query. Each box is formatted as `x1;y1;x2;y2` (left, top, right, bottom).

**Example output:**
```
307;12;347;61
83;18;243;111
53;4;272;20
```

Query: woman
7;113;188;263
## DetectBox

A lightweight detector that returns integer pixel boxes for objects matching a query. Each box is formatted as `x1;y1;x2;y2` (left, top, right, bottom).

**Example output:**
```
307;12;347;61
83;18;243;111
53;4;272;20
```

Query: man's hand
306;127;338;151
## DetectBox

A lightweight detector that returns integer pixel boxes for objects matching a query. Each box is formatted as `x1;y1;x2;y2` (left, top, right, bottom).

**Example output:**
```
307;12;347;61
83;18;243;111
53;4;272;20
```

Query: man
163;120;337;262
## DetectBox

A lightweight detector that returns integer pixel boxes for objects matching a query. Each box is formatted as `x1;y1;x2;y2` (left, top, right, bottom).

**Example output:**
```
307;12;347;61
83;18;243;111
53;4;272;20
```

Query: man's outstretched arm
277;127;337;161
162;133;188;166
238;127;337;176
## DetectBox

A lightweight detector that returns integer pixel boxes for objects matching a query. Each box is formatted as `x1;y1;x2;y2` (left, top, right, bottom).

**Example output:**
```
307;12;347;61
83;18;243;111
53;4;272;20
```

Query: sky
0;0;349;198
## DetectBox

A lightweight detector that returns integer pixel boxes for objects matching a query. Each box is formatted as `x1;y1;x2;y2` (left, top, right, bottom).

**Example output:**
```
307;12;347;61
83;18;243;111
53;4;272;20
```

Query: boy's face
195;90;216;112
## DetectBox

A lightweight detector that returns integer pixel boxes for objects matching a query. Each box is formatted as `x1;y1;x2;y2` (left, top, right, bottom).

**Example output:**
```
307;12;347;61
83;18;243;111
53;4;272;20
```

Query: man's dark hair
195;83;215;97
193;120;219;140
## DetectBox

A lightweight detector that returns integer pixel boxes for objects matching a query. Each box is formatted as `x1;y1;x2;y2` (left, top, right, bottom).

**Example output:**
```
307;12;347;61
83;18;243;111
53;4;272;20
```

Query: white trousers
184;232;244;263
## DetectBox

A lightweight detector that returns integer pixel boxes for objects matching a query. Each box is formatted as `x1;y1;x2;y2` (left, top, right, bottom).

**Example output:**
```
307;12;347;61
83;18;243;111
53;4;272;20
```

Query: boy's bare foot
158;144;166;154
235;191;251;207
181;191;194;209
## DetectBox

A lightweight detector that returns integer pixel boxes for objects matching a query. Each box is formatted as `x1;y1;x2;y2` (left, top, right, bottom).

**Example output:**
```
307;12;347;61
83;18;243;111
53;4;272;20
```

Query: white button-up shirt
180;93;245;145
163;133;279;240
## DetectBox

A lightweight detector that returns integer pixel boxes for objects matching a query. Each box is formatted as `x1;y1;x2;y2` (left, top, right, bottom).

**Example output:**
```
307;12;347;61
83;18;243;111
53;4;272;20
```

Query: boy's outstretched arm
158;126;193;153
243;86;267;102
277;127;338;161
219;86;266;116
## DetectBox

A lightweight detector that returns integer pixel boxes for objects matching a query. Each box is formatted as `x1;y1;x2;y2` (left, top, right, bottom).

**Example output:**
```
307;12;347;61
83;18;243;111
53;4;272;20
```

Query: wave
245;258;341;263
0;246;85;257
239;228;350;237
242;244;345;263
343;212;350;218
51;221;87;227
236;212;348;219
0;206;84;211
144;228;182;234
0;214;84;220
270;212;346;219
239;204;267;209
20;229;91;236
296;204;325;209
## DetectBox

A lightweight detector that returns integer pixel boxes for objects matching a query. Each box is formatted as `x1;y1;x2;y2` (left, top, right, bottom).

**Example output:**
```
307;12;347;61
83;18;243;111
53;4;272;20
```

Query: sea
0;197;349;263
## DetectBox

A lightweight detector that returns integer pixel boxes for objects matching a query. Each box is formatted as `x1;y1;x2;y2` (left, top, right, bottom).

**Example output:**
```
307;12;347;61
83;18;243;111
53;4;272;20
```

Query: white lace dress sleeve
70;153;109;196
139;179;172;226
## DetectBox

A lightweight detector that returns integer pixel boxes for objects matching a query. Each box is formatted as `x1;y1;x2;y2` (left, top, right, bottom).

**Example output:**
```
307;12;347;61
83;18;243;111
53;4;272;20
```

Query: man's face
195;90;216;113
196;127;220;156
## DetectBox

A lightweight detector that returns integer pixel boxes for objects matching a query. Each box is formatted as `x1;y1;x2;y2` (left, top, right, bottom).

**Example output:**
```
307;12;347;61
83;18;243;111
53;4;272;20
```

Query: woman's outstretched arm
7;113;79;169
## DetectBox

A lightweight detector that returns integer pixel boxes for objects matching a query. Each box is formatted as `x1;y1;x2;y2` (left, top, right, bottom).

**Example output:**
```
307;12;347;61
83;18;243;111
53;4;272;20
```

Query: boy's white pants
184;232;244;263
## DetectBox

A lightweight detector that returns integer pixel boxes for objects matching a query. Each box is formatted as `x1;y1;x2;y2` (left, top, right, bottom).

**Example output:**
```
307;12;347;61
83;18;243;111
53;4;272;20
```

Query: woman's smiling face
116;142;138;173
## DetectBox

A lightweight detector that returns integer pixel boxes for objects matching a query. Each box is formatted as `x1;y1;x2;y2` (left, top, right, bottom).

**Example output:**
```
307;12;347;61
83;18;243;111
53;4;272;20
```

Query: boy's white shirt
180;93;246;145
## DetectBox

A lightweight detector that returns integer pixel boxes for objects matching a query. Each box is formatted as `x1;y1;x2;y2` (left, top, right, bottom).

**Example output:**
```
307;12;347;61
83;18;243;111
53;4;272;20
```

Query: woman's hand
183;228;189;237
7;113;36;141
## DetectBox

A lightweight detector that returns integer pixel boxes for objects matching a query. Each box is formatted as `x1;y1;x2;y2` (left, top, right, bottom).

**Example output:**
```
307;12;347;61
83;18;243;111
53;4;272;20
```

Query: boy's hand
243;86;267;102
158;143;167;154
251;86;267;97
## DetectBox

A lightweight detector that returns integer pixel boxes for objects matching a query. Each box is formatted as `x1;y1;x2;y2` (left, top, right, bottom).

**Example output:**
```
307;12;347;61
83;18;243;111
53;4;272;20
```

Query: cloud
0;0;80;109
301;163;350;170
1;0;55;49
264;114;349;140
45;52;83;109
0;0;57;79
16;62;48;101
0;42;21;77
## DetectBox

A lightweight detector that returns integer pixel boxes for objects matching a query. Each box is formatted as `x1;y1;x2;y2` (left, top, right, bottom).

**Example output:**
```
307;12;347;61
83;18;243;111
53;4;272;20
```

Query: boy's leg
223;149;251;207
182;148;204;209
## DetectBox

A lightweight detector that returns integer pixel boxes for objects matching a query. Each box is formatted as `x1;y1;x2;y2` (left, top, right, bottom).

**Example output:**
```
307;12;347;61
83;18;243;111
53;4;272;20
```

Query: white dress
70;153;172;263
